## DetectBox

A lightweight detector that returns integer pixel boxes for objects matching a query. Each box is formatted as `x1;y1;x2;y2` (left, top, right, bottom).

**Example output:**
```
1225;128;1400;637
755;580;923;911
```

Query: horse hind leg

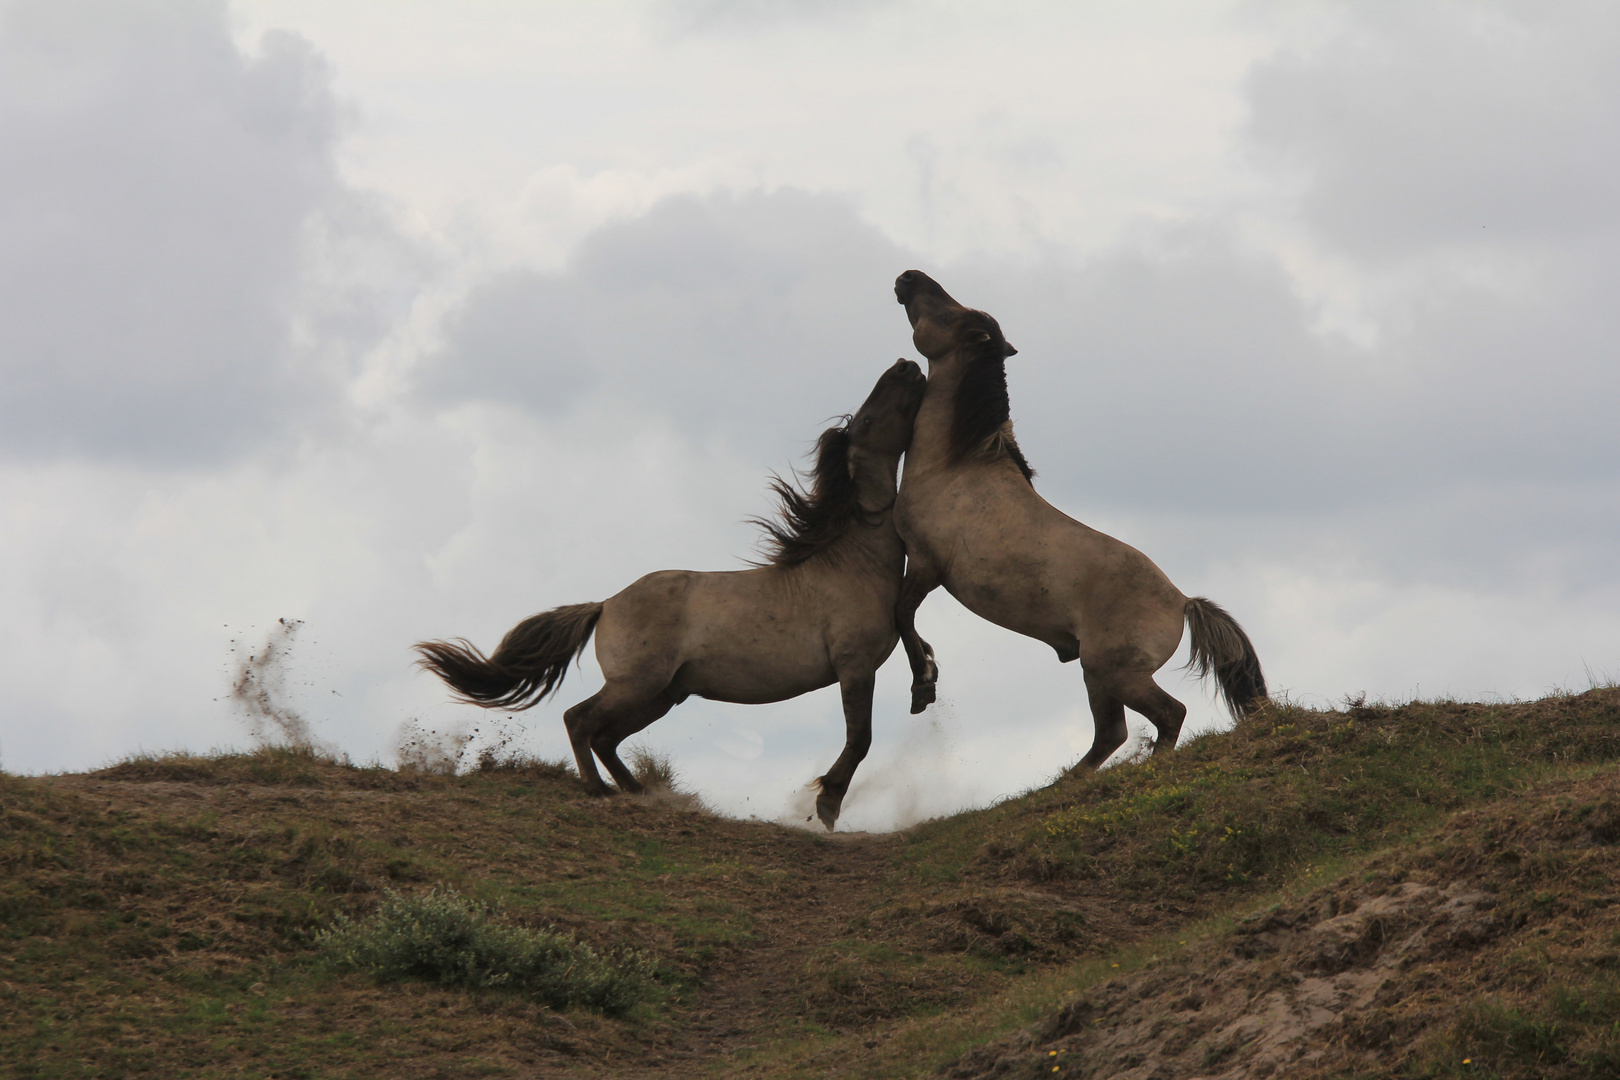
1080;672;1129;770
589;689;680;795
563;692;613;796
1114;670;1188;755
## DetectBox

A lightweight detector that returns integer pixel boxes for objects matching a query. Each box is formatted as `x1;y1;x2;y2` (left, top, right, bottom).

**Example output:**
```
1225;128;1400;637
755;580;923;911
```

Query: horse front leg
814;672;876;831
896;561;941;714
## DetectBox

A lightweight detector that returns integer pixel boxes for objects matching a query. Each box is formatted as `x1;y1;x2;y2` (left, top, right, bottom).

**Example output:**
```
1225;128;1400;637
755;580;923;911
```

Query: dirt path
664;831;900;1069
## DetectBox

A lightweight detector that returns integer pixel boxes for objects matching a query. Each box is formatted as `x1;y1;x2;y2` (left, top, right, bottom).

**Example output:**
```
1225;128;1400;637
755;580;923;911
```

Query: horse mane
949;310;1035;482
750;420;875;567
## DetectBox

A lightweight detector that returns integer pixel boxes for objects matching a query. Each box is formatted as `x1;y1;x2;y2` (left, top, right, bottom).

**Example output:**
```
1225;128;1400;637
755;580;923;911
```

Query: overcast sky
3;0;1617;829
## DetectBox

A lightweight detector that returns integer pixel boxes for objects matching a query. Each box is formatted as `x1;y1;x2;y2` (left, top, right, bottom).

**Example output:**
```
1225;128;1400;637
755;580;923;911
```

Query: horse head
894;270;1017;365
848;357;926;459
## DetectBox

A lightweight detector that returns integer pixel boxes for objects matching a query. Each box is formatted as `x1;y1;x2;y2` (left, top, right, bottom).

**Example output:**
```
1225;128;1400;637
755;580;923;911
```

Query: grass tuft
473;746;577;782
318;883;652;1014
627;745;680;792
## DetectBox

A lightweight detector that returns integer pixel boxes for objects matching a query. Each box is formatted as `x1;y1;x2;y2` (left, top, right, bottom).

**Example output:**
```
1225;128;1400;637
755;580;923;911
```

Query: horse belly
941;539;1073;636
678;622;836;706
948;531;1185;669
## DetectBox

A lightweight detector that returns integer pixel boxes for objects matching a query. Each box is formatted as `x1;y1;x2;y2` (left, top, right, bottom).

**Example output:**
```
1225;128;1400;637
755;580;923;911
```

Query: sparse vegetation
92;743;372;786
3;688;1620;1078
903;690;1620;902
319;883;652;1012
627;744;680;792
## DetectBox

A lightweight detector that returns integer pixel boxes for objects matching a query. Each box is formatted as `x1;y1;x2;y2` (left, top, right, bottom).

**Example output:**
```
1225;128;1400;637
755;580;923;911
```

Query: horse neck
832;447;905;571
904;357;967;476
851;446;901;513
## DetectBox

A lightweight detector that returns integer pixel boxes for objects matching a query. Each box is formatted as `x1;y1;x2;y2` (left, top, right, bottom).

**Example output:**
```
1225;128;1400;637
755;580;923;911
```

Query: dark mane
750;421;874;567
949;310;1035;482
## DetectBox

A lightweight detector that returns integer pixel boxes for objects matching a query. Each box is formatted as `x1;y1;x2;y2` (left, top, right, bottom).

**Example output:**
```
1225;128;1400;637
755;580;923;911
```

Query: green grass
0;750;752;1076
6;689;1620;1078
901;691;1620;902
319;883;652;1012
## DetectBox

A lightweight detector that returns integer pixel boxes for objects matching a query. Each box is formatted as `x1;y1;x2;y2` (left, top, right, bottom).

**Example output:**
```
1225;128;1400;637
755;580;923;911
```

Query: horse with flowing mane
415;359;927;829
891;270;1267;768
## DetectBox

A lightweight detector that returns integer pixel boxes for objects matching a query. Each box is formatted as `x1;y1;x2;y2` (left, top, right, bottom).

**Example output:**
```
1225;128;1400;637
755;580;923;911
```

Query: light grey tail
414;602;603;712
1184;597;1267;721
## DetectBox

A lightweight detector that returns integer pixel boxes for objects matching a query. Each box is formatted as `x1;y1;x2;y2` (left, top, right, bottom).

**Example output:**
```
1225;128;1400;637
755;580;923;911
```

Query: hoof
815;799;841;832
910;681;936;714
814;783;843;831
1150;731;1183;755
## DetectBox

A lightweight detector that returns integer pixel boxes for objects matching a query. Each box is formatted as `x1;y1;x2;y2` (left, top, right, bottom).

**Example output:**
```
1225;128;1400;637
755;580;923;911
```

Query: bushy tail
414;602;603;711
1184;597;1268;721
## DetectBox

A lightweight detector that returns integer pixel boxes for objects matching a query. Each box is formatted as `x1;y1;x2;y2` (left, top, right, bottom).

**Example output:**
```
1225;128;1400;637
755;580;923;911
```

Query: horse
414;359;928;829
889;270;1267;769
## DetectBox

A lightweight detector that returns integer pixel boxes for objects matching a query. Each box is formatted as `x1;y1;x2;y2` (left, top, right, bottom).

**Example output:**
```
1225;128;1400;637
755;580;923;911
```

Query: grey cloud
424;189;913;457
940;232;1362;514
1245;4;1620;258
0;0;369;462
426;188;1620;599
930;221;1619;592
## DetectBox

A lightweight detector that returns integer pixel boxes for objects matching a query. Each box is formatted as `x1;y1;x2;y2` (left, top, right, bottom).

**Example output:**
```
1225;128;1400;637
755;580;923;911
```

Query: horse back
898;464;1185;668
595;565;893;706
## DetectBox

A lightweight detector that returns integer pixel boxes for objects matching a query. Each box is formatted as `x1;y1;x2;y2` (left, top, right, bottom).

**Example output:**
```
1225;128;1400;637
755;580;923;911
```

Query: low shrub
319;884;651;1013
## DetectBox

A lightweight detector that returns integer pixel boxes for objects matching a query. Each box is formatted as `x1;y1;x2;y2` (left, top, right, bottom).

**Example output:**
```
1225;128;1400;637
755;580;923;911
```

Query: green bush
319;884;651;1014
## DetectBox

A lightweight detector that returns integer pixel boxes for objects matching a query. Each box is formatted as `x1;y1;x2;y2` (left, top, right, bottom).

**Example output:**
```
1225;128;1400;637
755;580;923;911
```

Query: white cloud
4;1;1619;830
422;189;912;455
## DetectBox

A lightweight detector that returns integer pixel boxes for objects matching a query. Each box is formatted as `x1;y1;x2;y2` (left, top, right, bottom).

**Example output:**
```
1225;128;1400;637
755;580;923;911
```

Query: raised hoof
910;680;936;714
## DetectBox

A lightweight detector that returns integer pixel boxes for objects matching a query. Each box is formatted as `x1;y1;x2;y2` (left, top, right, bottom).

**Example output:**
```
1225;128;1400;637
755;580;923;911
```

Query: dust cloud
228;618;331;752
395;716;476;773
780;698;979;834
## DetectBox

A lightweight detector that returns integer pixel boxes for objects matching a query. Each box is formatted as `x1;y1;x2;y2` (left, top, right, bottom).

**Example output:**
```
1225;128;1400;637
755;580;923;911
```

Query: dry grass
626;745;680;792
4;688;1620;1079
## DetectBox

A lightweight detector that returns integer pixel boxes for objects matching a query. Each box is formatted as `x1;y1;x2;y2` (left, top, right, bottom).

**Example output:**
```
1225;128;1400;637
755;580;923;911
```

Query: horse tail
1183;597;1267;721
414;602;603;712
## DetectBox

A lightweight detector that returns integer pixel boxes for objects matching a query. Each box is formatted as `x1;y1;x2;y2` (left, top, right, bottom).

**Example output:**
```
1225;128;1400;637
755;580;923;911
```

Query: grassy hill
4;687;1620;1078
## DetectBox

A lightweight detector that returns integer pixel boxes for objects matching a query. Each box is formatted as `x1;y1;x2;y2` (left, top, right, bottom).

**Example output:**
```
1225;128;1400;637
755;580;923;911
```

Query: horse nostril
894;271;919;304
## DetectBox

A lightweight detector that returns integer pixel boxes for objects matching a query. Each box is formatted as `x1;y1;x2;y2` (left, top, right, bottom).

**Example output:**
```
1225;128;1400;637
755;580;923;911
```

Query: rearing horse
891;270;1266;768
415;359;927;829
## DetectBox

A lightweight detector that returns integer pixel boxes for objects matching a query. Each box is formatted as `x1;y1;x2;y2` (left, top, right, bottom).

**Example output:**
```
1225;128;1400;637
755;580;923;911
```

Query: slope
1;687;1617;1079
